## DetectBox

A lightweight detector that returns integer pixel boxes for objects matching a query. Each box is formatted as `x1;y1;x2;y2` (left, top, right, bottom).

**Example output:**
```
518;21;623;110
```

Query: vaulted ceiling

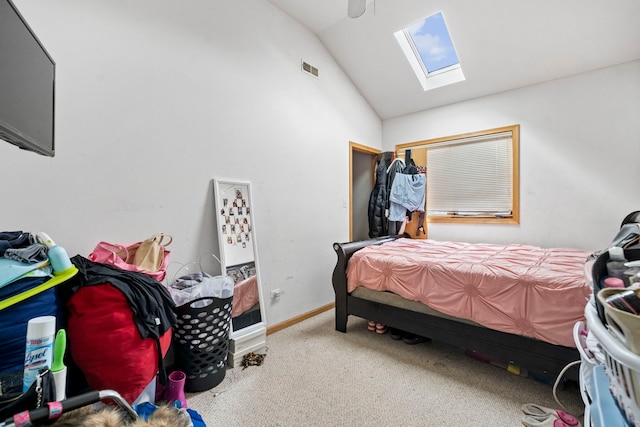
268;0;640;119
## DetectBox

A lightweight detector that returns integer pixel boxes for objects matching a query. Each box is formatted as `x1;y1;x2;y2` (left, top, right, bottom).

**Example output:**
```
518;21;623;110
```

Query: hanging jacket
385;159;406;235
386;159;406;211
368;152;392;237
402;158;418;175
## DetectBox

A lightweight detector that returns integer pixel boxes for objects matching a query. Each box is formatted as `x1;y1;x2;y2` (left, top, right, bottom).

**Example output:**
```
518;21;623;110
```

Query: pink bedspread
232;275;259;318
346;238;592;347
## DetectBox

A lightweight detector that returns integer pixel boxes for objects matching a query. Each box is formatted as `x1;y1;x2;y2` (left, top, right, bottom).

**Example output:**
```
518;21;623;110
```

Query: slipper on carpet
521;404;581;427
521;415;569;427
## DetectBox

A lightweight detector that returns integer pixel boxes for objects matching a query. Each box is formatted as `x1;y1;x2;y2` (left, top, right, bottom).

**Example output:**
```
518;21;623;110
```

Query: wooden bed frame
332;236;580;381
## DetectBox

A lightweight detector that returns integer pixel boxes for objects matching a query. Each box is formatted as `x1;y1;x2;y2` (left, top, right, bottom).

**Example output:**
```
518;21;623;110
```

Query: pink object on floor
521;404;581;427
521;415;570;427
165;370;187;409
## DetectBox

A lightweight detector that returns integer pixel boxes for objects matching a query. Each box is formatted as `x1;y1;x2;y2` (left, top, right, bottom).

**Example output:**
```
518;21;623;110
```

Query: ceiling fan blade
348;0;367;18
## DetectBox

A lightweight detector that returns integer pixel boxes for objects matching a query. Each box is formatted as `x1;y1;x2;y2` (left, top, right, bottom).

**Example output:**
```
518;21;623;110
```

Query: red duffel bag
66;284;172;403
64;255;176;404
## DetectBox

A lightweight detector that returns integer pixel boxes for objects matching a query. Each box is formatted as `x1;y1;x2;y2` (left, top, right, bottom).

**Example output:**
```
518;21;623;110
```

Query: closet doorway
349;142;380;241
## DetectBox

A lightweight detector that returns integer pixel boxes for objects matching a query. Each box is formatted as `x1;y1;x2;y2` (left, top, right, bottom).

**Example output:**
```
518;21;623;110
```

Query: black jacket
368;152;392;237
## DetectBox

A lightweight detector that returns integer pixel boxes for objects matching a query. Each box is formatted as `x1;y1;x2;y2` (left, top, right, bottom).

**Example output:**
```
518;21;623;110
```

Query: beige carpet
186;309;584;426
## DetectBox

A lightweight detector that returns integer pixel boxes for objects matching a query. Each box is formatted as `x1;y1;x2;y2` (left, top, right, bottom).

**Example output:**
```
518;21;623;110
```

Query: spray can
23;316;56;392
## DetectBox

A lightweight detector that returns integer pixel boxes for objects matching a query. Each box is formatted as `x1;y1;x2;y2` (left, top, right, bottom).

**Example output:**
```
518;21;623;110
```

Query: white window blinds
426;131;513;216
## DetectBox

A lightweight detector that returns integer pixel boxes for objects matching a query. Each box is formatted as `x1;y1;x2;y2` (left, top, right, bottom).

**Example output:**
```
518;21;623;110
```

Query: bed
332;236;593;381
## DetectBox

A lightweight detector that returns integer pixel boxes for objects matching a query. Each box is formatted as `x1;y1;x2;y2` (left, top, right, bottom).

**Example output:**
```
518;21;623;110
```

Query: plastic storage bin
172;296;233;392
586;302;640;426
590;365;629;427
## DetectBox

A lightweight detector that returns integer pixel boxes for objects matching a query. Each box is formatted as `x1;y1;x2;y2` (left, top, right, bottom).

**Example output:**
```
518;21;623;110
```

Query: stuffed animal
50;404;192;427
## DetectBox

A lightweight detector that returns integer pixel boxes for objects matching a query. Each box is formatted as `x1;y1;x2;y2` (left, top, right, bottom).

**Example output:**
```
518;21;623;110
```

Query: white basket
586;303;640;426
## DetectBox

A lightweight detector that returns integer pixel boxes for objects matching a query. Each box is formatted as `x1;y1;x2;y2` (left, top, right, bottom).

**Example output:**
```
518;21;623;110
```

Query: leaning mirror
213;179;266;366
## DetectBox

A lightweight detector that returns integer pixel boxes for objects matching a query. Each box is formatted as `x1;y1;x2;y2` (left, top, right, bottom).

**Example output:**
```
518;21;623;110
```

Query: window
394;11;464;91
396;125;520;224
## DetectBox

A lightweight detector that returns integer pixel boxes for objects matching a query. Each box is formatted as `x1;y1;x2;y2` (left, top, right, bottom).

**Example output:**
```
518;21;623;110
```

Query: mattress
346;238;592;347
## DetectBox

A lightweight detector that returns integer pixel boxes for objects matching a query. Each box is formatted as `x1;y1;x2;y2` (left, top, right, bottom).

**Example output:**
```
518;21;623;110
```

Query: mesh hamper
172;296;233;392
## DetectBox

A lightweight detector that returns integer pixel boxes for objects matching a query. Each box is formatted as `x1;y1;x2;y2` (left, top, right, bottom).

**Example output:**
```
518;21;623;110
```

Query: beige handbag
132;233;173;273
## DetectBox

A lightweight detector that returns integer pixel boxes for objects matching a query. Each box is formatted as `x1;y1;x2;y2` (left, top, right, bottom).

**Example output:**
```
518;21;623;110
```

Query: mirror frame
213;178;266;340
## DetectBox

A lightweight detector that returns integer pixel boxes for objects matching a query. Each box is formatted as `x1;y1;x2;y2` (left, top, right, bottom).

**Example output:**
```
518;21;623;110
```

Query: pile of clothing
0;231;48;264
0;230;59;373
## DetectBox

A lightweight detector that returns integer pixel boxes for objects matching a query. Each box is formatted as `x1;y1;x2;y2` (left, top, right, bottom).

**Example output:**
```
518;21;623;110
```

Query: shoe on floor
521;404;581;427
389;328;402;340
375;323;387;334
402;333;426;345
521;415;569;427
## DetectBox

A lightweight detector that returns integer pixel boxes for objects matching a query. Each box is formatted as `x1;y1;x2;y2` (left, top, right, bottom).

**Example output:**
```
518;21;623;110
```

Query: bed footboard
332;236;398;332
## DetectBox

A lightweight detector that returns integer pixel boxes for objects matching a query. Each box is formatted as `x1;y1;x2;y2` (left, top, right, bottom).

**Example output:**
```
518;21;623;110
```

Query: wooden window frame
395;124;520;225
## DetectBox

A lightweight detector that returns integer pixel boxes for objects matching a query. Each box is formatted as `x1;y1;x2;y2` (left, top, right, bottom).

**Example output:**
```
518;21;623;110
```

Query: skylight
394;11;464;91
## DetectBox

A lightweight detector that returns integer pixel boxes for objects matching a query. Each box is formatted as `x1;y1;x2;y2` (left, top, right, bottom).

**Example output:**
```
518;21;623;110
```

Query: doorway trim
349;141;381;241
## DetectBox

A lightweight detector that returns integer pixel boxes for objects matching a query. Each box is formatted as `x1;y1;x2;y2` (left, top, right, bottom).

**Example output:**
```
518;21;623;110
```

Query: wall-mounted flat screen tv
0;0;55;157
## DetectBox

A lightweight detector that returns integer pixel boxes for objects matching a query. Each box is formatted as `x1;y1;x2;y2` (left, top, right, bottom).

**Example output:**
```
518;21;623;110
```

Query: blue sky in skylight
407;11;459;73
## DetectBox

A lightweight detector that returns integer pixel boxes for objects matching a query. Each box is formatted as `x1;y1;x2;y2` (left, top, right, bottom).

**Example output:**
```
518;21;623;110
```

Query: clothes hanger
387;157;405;173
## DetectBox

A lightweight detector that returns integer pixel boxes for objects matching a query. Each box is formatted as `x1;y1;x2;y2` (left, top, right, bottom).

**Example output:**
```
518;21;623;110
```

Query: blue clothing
0;258;50;289
388;173;426;221
187;408;207;427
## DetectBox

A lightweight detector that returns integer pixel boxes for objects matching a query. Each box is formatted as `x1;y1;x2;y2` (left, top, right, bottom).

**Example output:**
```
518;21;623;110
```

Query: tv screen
0;0;55;157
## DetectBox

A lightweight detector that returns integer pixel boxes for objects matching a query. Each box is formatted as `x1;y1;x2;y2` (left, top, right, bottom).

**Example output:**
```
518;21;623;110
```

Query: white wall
383;60;640;251
2;0;381;326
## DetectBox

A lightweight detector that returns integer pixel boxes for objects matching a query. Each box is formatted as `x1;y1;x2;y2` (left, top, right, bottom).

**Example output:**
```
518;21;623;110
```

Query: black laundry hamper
172;296;233;392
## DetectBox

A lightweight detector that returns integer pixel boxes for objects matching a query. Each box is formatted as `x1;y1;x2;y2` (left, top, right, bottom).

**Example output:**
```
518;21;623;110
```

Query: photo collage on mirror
219;187;252;250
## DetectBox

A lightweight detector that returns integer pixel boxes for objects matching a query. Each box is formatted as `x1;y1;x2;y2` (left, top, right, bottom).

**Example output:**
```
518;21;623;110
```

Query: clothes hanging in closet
368;153;410;237
385;158;406;235
368;152;392;238
392;154;427;237
388;173;426;221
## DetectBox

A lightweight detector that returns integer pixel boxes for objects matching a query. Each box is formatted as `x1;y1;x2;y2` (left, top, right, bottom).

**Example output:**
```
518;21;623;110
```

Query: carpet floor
186;309;584;426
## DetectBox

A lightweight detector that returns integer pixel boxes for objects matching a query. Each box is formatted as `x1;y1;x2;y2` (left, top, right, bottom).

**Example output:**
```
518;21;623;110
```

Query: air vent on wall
301;60;319;78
